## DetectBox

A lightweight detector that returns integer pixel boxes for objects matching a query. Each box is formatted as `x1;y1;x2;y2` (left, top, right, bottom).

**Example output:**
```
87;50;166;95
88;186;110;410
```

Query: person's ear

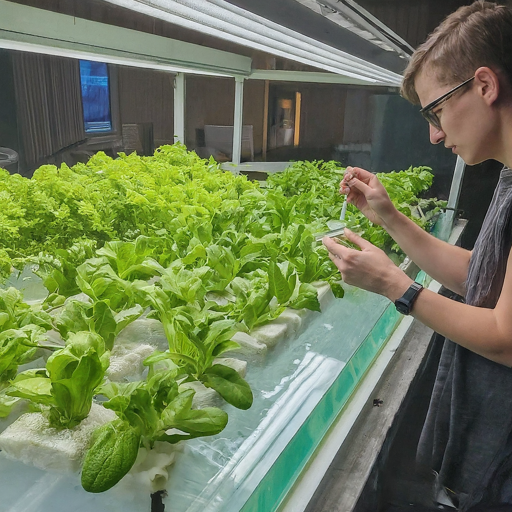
474;66;500;105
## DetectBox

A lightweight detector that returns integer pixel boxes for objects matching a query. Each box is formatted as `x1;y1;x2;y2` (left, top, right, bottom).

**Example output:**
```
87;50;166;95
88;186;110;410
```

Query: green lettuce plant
7;331;110;429
81;368;228;493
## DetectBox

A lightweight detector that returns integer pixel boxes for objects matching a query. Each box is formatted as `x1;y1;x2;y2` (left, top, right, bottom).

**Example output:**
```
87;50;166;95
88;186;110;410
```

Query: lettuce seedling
82;370;228;493
95;235;162;281
0;325;48;383
26;239;97;301
8;331;110;429
55;299;143;350
0;287;53;331
76;258;153;312
145;300;253;410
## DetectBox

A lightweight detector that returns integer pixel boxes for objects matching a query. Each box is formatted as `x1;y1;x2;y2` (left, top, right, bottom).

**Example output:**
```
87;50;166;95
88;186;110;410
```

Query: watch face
395;283;423;315
395;299;409;315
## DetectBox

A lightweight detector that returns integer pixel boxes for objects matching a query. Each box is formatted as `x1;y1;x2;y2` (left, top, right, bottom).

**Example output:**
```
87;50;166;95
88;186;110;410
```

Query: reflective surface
0;269;406;512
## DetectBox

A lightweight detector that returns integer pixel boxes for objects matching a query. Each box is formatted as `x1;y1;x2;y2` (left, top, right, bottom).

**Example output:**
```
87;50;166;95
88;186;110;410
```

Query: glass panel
185;76;235;162
367;92;457;200
240;82;458;203
0;265;429;512
79;60;112;133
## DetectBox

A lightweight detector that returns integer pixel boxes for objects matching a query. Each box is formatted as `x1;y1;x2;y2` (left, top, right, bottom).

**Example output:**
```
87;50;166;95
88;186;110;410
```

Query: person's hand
323;229;412;301
340;167;397;228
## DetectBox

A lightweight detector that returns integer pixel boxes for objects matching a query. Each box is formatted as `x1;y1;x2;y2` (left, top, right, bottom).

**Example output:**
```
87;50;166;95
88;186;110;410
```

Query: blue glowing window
79;60;112;133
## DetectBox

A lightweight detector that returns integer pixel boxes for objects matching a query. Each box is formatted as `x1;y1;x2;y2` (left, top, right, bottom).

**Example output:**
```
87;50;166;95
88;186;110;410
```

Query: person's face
414;66;499;165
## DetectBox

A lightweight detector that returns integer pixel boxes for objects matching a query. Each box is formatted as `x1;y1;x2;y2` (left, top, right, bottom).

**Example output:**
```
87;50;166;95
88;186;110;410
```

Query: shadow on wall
263;145;338;163
371;94;458;200
371;95;503;250
458;159;502;250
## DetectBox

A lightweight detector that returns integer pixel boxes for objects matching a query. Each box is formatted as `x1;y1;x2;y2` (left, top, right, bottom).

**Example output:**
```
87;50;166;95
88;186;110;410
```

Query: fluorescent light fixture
248;69;395;86
298;0;414;58
103;0;403;85
0;0;252;77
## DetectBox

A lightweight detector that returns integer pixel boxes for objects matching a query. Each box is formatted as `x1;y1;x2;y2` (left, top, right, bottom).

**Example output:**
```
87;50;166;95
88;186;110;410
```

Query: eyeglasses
419;76;475;130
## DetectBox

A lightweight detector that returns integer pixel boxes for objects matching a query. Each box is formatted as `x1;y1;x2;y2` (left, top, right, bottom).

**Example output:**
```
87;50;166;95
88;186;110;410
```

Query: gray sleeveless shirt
417;167;512;510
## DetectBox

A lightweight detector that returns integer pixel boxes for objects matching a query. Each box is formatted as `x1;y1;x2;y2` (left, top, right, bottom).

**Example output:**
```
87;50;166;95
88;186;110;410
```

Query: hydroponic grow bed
0;261;431;512
0;148;451;512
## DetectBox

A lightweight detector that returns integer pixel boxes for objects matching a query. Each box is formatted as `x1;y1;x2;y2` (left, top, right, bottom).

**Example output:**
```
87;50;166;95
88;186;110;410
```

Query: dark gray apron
417;167;512;511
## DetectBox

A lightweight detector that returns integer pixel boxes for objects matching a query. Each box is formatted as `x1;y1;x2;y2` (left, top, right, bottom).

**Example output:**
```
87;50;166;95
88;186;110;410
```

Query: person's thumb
344;229;373;250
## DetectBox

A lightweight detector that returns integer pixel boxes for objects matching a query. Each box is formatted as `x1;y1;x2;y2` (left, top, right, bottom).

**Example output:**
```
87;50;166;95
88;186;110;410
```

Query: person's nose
429;124;445;145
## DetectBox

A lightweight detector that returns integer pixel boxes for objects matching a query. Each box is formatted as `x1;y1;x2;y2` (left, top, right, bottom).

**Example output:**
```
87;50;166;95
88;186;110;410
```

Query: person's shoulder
500;166;512;180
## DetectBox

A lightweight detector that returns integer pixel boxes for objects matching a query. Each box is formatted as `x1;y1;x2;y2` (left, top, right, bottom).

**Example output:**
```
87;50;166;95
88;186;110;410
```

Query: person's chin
461;154;488;165
456;144;498;165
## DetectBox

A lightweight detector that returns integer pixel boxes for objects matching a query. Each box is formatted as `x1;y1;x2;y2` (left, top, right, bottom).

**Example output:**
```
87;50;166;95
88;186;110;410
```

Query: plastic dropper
340;195;347;223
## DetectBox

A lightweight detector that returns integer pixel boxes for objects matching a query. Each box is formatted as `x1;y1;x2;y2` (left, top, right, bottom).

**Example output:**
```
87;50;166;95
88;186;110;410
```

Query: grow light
103;0;403;86
0;0;251;78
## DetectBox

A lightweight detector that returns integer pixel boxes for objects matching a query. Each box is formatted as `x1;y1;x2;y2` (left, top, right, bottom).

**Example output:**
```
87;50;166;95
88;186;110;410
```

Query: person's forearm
325;221;512;365
383;278;512;366
408;289;512;366
383;210;470;296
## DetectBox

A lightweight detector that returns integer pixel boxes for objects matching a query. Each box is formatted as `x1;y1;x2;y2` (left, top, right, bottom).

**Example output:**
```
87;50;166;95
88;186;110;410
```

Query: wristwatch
394;282;423;315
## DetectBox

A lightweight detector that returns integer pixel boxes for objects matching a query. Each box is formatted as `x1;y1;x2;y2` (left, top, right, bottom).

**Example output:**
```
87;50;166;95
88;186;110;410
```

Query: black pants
384;506;512;512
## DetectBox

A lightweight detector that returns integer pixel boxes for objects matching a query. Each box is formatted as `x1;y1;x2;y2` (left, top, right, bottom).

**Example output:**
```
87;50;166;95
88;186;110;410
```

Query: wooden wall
299;84;347;148
185;77;265;156
243;81;266;155
0;51;20;157
118;66;174;147
185;76;235;150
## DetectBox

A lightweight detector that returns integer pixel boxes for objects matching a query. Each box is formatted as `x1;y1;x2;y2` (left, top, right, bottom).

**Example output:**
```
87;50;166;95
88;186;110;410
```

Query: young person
323;2;512;510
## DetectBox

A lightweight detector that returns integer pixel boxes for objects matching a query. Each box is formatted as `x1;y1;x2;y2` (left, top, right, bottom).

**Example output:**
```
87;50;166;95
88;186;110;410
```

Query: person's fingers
340;178;351;191
345;175;373;197
322;235;340;254
341;166;356;186
322;236;350;259
349;167;375;183
328;251;339;264
346;188;360;205
342;167;356;181
342;166;372;186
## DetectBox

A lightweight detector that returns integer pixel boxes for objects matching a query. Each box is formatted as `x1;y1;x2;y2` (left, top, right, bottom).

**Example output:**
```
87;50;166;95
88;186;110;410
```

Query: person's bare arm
341;167;470;295
381;209;470;296
323;232;512;366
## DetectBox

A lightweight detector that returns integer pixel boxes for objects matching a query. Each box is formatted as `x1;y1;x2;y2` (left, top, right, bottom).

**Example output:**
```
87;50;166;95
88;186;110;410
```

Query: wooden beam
294;91;301;147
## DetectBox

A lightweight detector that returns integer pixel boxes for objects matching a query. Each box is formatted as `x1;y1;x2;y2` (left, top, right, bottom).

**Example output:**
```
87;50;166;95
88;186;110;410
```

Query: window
79;60;112;133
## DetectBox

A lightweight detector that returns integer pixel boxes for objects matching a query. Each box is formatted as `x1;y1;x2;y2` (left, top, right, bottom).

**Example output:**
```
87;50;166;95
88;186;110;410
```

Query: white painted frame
232;77;245;165
174;74;186;144
0;0;251;77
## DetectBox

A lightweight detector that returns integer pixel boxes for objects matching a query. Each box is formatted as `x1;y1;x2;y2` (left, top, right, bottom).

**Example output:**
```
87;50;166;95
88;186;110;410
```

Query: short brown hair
401;1;512;104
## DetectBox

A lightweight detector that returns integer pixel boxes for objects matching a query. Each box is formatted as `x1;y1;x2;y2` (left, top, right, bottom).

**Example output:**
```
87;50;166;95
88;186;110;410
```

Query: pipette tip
340;197;347;222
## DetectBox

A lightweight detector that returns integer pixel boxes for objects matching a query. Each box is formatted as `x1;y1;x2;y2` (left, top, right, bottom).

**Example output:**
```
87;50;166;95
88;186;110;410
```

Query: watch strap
394;282;423;315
